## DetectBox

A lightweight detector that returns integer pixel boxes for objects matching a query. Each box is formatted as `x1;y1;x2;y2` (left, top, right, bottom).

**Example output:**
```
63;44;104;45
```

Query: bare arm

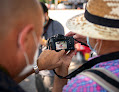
52;32;86;92
52;50;76;92
52;67;68;92
14;50;65;83
14;69;34;83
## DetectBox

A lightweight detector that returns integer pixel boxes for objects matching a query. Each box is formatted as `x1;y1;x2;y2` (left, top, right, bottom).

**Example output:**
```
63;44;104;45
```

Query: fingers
65;31;87;44
65;31;76;37
73;34;79;39
57;50;65;57
38;49;75;70
67;49;77;58
38;50;62;70
73;34;83;39
73;34;87;44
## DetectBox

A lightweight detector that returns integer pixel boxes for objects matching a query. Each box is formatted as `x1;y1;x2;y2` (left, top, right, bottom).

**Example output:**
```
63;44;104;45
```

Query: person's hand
37;50;65;70
66;31;87;44
52;50;76;92
55;50;76;76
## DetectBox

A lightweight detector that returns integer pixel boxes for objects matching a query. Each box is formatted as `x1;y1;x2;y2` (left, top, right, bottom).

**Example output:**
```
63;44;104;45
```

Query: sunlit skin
52;31;119;92
0;0;44;78
0;0;75;84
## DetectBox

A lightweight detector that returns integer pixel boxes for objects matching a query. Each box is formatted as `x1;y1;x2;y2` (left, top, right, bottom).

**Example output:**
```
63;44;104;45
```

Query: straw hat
66;0;119;40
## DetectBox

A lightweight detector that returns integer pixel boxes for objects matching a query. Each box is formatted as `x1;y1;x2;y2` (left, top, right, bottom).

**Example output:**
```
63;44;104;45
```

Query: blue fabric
63;59;119;92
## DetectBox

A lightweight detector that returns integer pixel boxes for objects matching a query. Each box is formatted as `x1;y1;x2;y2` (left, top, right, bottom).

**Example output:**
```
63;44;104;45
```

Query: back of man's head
0;0;44;78
0;0;42;40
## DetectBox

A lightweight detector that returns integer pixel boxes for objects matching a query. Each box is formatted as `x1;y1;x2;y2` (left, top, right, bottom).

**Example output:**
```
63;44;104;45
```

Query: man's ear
18;24;34;51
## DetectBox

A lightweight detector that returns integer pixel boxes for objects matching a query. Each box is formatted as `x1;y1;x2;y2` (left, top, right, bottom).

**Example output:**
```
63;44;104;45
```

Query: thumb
67;49;77;58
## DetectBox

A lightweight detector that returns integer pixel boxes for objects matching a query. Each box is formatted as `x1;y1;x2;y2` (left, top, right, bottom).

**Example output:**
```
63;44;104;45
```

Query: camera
47;34;75;51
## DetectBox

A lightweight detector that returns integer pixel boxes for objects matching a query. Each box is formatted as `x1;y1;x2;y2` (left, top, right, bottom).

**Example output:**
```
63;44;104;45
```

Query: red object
75;43;91;55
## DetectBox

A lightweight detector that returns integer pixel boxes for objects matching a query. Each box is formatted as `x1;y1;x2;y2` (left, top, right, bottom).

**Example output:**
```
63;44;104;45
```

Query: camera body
47;34;75;51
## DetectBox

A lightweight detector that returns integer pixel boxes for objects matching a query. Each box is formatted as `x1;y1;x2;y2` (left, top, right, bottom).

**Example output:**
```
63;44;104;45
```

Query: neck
98;41;119;55
99;48;119;55
0;38;19;78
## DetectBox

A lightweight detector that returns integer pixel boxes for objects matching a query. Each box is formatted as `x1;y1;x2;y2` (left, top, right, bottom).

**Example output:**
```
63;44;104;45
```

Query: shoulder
63;74;107;92
52;20;63;27
63;60;119;92
51;20;64;34
52;20;61;24
93;59;119;77
0;70;25;92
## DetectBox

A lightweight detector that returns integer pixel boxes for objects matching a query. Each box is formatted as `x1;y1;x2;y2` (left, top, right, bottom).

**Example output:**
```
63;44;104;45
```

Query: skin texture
0;0;43;78
65;31;87;44
0;0;45;81
52;50;76;92
0;0;74;85
66;31;119;55
2;0;119;91
52;31;119;92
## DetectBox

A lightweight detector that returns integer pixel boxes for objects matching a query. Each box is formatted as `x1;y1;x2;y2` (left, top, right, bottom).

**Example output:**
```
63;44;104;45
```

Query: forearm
14;62;45;83
14;64;45;83
52;67;68;92
14;69;34;83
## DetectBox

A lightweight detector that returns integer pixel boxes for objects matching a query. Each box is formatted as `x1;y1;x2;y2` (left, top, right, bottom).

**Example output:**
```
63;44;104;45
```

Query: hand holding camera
65;31;87;45
37;50;65;70
47;34;75;51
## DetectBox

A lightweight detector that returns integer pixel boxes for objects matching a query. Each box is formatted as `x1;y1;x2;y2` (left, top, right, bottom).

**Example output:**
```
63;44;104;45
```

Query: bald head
0;0;43;40
0;0;44;77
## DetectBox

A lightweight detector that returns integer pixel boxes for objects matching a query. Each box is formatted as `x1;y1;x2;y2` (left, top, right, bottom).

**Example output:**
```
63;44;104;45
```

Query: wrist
33;65;39;74
37;58;46;71
33;59;43;74
55;66;68;77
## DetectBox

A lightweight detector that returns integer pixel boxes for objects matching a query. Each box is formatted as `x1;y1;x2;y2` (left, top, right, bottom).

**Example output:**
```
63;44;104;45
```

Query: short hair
40;2;48;13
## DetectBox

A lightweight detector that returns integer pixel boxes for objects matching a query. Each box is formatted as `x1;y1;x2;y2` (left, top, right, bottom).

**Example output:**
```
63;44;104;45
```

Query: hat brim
66;14;119;40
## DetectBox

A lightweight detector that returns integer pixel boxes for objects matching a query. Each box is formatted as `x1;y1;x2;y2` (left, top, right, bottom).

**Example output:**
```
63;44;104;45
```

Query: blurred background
38;0;88;34
39;0;87;10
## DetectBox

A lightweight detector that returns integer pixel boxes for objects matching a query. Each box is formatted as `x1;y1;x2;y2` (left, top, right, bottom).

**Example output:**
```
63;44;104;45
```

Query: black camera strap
53;51;119;79
74;39;89;47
